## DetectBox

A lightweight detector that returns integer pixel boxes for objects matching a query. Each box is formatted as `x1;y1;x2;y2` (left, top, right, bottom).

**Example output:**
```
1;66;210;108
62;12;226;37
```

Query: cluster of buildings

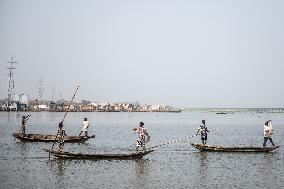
0;97;181;112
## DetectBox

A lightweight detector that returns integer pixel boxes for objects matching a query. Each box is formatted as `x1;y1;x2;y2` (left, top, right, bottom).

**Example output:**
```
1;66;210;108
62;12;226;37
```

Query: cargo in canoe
191;143;280;152
13;133;95;143
44;149;154;160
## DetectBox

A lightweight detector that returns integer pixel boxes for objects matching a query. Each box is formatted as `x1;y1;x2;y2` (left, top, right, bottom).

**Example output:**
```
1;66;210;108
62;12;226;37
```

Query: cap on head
84;118;87;121
139;122;144;127
22;116;25;118
202;120;206;125
265;121;269;126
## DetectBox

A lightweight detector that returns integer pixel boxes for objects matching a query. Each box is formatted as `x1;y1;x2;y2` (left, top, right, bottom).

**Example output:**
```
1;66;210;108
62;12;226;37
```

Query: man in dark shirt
57;121;66;152
21;115;31;135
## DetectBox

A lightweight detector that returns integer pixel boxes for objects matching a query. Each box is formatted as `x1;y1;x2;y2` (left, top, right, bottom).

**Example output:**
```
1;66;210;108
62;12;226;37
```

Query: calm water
0;111;283;189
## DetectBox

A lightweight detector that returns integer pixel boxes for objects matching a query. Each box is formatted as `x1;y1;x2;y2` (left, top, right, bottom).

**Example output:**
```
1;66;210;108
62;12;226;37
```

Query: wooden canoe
191;143;280;152
13;133;95;143
44;149;154;159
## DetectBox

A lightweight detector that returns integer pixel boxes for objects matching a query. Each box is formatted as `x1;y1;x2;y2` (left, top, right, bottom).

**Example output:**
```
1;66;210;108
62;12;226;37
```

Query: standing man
57;121;66;152
196;120;210;145
79;118;90;137
263;120;275;147
133;122;150;151
21;115;31;135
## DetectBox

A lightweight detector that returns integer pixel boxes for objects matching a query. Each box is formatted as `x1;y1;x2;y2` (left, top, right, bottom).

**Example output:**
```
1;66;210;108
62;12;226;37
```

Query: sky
0;0;284;108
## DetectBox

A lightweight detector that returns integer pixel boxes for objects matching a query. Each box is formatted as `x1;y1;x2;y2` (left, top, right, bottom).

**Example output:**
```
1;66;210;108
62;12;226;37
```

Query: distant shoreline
0;110;182;113
1;108;284;113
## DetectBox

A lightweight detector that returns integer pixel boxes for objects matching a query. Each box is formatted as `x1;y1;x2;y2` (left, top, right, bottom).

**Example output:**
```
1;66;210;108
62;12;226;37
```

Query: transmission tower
37;77;44;100
7;56;18;106
51;85;55;101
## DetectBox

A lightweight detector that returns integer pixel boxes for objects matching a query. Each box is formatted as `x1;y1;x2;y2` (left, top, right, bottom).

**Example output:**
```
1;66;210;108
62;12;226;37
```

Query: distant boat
44;149;154;160
13;133;95;143
168;110;182;113
216;112;227;114
191;143;280;152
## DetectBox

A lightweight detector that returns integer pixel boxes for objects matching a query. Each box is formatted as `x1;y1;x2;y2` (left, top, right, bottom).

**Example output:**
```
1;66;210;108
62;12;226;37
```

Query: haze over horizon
1;0;284;108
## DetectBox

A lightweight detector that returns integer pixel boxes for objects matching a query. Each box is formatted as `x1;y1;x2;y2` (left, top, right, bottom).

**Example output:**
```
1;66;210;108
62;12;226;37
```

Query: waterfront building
81;104;95;112
114;104;123;112
38;104;47;111
0;97;181;112
82;100;91;104
151;104;162;111
16;94;29;104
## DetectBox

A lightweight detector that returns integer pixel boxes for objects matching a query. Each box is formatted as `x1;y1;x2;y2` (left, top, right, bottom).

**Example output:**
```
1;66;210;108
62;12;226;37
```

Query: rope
146;128;217;150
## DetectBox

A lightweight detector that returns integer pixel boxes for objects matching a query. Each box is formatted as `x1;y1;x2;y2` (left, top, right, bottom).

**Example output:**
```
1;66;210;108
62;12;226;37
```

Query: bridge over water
186;108;284;112
237;108;284;112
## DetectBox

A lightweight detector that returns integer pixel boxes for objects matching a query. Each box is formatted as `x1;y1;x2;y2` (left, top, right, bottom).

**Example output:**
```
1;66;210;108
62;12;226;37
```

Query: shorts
81;127;88;132
136;140;145;147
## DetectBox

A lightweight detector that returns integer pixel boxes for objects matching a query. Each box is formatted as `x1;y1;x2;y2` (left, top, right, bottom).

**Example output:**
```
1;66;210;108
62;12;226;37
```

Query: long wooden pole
146;128;217;150
61;84;80;123
50;84;80;153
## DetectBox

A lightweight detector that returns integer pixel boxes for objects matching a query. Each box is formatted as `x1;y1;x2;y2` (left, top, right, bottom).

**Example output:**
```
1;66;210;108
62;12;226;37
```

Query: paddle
50;84;80;157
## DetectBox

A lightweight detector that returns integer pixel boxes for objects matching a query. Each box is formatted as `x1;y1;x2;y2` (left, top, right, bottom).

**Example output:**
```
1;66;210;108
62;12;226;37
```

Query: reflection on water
48;160;66;177
192;152;209;188
198;152;209;176
263;153;274;175
47;159;67;189
135;159;147;176
133;159;149;189
19;142;28;156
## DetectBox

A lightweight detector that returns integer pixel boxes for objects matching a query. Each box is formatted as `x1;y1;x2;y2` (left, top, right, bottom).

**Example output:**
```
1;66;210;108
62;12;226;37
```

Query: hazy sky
1;0;284;108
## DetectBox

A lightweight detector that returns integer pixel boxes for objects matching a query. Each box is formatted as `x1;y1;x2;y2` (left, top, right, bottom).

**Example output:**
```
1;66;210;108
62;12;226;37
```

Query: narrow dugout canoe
13;133;95;143
191;143;280;152
44;149;154;159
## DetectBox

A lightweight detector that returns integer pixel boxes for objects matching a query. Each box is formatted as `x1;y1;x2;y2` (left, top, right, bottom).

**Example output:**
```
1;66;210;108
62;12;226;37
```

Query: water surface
0;111;283;188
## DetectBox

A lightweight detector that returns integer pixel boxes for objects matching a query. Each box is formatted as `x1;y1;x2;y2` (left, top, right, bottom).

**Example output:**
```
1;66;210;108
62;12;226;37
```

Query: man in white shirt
196;120;210;145
79;118;90;137
263;120;275;147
